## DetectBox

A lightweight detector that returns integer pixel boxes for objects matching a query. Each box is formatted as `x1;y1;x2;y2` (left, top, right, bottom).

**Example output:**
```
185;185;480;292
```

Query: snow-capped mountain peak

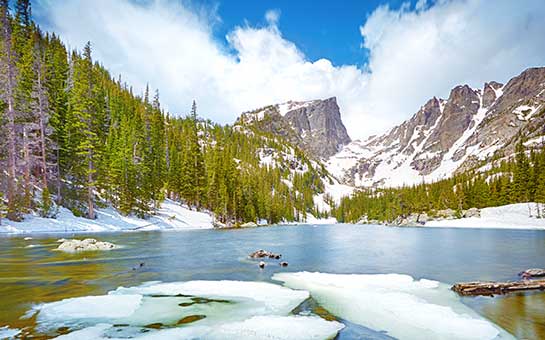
328;67;545;188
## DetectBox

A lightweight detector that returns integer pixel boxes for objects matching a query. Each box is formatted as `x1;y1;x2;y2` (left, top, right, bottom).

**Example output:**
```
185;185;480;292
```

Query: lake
1;224;545;339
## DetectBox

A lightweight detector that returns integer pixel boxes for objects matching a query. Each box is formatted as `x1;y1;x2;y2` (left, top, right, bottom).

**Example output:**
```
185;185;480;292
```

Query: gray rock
249;249;281;259
57;238;118;253
463;208;481;218
417;213;429;224
519;268;545;278
436;209;457;220
240;222;258;228
237;97;351;159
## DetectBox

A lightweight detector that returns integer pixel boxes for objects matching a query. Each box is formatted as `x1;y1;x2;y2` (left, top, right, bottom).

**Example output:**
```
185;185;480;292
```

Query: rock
519;268;545;278
240;222;258;228
417;212;429;224
56;238;118;253
279;262;288;267
249;249;281;259
57;238;67;243
237;97;351;159
259;261;266;269
24;237;32;240
436;209;457;220
356;215;369;224
463;207;481;218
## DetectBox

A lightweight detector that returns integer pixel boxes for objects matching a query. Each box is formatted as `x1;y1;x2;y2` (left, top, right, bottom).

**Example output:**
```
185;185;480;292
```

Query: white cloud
359;0;545;134
36;0;545;140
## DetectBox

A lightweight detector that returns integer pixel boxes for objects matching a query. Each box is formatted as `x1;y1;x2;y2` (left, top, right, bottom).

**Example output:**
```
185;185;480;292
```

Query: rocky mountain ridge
327;67;545;188
236;97;351;159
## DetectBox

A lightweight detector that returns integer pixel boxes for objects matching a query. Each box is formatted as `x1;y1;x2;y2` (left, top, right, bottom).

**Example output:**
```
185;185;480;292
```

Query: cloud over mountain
37;0;545;139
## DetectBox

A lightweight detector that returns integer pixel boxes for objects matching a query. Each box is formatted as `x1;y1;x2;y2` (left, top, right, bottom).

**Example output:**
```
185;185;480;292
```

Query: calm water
1;224;545;339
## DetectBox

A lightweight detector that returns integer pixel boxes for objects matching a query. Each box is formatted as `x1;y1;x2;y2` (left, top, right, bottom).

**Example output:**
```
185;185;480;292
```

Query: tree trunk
37;71;48;190
2;8;18;220
23;126;31;210
87;151;95;219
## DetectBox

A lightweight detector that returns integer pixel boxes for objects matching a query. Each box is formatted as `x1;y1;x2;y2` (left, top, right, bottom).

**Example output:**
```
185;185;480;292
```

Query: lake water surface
1;224;545;339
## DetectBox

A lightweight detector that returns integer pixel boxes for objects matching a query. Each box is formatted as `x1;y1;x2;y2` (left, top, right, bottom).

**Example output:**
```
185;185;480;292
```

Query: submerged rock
56;238;118;253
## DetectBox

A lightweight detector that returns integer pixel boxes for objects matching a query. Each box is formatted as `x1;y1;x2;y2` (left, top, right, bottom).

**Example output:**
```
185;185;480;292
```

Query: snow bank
32;280;343;340
273;272;513;340
426;203;545;230
0;199;213;234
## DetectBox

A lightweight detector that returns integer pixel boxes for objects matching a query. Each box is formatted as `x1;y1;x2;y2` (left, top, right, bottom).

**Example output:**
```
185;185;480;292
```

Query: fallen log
452;279;545;296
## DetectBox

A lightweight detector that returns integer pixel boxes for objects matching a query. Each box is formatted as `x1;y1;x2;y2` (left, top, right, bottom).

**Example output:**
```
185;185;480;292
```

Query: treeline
334;139;545;223
0;1;325;225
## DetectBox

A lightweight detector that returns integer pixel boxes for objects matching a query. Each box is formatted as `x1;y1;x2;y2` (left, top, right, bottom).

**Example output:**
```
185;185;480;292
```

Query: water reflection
1;225;545;338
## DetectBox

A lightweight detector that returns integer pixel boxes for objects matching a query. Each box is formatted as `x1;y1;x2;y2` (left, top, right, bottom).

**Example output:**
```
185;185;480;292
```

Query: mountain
236;97;351;159
328;67;545;188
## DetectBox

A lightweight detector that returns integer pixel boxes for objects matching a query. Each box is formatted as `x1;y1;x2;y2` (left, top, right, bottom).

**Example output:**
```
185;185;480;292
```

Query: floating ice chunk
35;280;340;339
203;315;344;340
112;280;308;315
274;272;513;340
36;294;142;324
0;326;20;339
53;316;342;340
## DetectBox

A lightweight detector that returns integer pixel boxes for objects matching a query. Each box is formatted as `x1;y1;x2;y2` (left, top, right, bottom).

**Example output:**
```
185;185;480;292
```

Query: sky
33;0;545;140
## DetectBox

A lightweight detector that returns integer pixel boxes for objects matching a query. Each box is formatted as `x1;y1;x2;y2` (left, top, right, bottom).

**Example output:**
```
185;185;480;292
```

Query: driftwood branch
452;279;545;296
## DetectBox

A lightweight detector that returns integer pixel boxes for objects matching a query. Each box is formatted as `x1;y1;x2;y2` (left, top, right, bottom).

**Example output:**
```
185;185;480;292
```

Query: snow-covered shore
0;199;214;234
425;203;545;230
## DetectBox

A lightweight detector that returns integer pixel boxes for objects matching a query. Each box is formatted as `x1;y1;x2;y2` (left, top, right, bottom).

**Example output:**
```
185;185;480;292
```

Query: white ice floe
0;199;213;234
273;272;514;340
32;280;343;340
54;316;343;340
36;294;143;322
425;203;545;230
0;326;20;339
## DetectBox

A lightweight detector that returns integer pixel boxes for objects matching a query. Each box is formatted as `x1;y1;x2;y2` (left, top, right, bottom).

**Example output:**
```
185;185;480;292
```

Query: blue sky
34;0;545;139
197;0;406;67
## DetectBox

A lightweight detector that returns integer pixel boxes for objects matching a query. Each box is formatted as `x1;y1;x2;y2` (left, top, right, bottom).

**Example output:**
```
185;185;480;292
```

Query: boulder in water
519;268;545;278
249;249;281;259
57;238;118;253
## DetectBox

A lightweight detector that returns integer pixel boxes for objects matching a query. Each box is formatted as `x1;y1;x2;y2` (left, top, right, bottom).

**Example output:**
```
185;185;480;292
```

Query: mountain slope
236;97;351;159
328;67;545;187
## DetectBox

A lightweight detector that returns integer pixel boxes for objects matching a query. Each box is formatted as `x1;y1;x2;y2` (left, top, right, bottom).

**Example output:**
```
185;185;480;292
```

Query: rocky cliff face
236;97;351;159
328;67;545;187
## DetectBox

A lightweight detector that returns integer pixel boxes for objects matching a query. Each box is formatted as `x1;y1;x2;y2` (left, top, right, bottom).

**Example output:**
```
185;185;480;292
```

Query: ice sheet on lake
54;316;343;340
31;280;343;340
273;272;514;340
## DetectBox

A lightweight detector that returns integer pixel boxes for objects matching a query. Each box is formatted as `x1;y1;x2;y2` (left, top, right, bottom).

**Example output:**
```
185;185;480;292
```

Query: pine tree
0;0;22;220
